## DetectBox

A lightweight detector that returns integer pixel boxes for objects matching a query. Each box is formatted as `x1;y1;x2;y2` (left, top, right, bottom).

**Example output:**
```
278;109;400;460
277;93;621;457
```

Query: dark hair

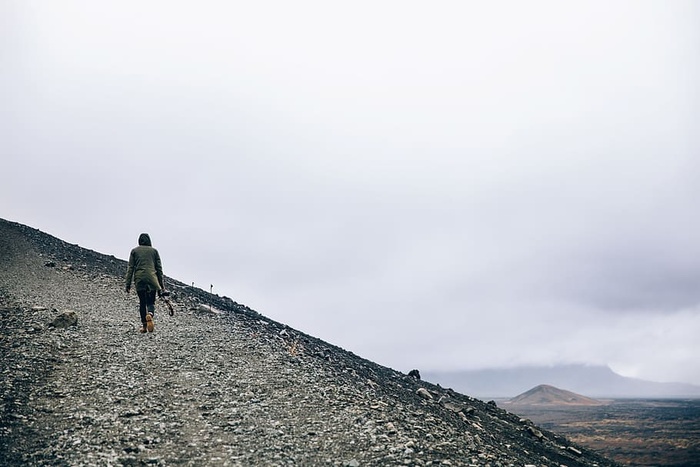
138;233;152;246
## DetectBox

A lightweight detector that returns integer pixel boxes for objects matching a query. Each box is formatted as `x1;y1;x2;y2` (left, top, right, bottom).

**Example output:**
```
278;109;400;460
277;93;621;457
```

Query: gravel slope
0;219;619;467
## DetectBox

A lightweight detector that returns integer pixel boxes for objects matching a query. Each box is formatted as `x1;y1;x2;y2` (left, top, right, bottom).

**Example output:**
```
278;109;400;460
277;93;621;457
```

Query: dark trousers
137;289;156;324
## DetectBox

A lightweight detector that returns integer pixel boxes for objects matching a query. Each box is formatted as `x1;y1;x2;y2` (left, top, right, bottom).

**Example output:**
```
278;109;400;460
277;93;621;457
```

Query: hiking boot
146;313;154;333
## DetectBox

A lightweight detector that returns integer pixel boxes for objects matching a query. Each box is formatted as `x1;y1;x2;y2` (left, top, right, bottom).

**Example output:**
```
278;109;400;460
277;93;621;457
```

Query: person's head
138;233;152;246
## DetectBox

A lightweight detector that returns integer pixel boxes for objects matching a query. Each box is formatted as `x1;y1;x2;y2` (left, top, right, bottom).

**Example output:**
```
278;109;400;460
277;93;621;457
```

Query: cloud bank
2;1;699;384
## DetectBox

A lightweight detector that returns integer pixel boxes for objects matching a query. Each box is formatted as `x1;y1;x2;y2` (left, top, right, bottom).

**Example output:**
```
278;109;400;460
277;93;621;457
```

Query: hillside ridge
423;365;700;399
504;385;605;407
0;218;618;466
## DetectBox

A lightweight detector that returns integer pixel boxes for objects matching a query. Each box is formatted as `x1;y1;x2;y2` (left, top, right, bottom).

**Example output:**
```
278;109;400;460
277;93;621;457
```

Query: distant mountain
503;384;605;406
423;365;700;399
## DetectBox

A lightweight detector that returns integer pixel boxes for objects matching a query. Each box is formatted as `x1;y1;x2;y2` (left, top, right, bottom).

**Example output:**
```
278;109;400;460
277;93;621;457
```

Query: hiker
125;233;164;333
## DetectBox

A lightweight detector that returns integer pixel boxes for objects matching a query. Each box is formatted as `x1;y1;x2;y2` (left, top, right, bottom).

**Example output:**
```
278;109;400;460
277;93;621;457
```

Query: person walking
125;233;164;333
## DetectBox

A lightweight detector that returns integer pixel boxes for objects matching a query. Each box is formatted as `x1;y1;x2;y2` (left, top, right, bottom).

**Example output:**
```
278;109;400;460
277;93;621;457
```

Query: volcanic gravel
0;219;619;467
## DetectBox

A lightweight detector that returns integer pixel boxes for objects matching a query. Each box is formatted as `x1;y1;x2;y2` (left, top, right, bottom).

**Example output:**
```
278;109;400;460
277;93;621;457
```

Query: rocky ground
0;219;619;466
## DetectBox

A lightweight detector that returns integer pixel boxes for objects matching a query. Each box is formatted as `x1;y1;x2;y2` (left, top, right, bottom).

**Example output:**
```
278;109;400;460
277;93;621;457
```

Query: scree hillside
0;218;619;467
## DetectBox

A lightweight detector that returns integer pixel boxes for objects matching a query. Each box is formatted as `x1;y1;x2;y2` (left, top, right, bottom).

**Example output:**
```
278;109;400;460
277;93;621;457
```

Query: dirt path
0;262;382;466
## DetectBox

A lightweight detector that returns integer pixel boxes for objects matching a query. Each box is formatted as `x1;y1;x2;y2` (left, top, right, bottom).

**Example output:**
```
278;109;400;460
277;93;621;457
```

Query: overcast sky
3;1;699;385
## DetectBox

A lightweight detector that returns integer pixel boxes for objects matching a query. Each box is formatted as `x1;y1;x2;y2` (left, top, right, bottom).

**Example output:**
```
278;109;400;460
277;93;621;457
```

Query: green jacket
125;234;164;292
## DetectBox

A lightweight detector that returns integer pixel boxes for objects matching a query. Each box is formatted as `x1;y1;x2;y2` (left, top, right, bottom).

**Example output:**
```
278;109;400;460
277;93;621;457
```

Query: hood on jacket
138;233;152;246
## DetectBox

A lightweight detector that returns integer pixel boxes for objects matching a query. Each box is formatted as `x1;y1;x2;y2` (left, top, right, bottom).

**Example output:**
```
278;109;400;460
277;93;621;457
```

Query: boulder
408;369;421;380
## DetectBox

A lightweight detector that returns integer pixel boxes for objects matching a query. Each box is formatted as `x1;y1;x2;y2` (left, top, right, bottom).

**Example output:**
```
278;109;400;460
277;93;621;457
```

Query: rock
48;310;78;328
526;426;544;441
408;369;421;380
194;304;217;315
568;446;583;456
417;388;433;400
441;400;464;413
44;261;56;267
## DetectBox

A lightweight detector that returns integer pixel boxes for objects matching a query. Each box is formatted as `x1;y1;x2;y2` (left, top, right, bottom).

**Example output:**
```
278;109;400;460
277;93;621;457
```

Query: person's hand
126;285;131;293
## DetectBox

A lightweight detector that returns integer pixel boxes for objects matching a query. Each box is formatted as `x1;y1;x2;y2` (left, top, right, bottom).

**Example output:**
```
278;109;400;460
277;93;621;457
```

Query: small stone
527;426;544;440
567;446;582;456
48;310;78;328
195;304;217;315
416;388;433;400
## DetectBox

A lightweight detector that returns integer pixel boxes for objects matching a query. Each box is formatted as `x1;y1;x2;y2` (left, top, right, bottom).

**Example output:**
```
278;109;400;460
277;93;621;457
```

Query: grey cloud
3;1;700;385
